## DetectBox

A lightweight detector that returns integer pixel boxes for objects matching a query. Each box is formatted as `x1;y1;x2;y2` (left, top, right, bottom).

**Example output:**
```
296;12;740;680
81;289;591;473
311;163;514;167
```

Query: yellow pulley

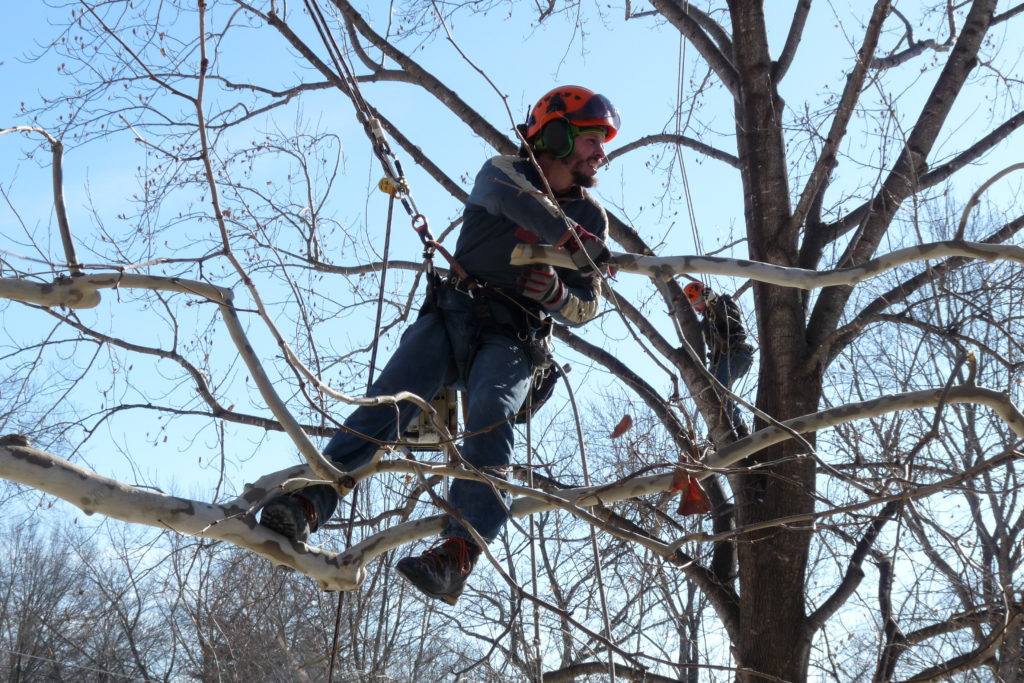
378;176;408;197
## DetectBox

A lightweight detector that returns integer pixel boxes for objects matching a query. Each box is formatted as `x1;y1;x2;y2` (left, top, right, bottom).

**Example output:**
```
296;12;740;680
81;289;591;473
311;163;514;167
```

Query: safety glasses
566;93;621;132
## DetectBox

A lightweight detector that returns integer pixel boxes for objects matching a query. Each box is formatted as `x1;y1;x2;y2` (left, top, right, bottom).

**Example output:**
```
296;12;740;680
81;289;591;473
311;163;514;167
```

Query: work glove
517;265;567;310
560;225;610;276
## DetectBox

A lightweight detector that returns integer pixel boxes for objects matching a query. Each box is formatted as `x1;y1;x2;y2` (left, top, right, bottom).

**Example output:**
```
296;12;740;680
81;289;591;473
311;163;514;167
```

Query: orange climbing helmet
684;281;707;303
525;85;621;143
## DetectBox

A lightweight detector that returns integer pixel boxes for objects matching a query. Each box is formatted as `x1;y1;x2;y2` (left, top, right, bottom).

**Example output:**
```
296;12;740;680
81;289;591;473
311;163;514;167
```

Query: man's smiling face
562;131;607;188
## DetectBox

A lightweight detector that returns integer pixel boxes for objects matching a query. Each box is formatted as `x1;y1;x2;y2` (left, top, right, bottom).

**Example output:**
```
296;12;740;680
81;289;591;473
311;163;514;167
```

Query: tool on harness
398;271;458;451
402;387;460;452
516;361;567;425
378;176;409;198
406;272;562;438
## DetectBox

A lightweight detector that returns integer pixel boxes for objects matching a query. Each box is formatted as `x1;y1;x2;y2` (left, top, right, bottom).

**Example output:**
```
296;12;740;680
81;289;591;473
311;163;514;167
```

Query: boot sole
395;562;460;605
259;502;309;543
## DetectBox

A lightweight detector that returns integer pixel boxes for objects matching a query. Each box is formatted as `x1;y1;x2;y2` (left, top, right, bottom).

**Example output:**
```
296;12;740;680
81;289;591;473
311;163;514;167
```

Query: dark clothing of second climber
700;293;753;432
700;293;752;367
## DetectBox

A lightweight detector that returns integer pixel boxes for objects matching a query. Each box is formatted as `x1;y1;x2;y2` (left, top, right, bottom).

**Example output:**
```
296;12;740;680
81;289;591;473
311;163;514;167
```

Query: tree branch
807;0;998;344
510;239;1024;292
607;132;738;168
789;0;890;242
648;0;739;94
771;0;812;82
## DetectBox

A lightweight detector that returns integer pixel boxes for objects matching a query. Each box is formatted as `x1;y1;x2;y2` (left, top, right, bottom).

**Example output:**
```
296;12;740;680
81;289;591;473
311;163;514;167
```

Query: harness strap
427;239;470;280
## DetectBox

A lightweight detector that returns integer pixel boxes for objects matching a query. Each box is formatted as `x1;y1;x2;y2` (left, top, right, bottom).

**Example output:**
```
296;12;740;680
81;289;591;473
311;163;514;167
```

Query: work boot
259;493;318;543
395;538;481;605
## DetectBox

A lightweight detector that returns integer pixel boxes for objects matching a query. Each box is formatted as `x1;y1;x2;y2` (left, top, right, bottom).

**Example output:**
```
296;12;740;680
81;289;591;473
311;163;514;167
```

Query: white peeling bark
510;240;1024;290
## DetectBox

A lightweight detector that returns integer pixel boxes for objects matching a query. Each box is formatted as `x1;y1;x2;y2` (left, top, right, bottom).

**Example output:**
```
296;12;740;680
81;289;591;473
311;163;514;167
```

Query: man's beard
572;170;598;188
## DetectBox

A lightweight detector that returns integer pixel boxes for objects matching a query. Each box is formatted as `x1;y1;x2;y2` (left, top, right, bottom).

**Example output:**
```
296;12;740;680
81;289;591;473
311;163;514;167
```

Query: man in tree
259;85;619;605
684;281;754;440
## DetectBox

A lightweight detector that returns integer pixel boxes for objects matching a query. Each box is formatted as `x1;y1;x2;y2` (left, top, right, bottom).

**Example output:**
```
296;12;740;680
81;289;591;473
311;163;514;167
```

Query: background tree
3;1;1024;680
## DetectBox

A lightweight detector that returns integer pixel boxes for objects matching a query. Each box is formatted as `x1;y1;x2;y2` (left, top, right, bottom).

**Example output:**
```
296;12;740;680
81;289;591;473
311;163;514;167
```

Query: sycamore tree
3;1;1024;681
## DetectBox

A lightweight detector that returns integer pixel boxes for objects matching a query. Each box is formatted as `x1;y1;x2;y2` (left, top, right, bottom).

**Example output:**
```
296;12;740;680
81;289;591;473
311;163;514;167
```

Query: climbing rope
367;193;396;386
298;4;418;678
524;388;543;678
675;34;703;257
560;365;618;682
303;0;445;265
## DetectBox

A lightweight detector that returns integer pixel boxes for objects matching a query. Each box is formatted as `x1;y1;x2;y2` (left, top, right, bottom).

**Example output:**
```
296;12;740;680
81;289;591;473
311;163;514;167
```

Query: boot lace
292;494;318;530
419;538;476;575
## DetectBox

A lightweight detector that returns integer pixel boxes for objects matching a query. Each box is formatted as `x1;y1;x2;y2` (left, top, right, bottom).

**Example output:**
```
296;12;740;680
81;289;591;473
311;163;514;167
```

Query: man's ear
537;119;574;159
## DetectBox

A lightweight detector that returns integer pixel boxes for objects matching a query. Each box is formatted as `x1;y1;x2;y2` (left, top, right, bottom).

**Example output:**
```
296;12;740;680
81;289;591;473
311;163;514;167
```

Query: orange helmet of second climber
525;86;621;143
684;281;707;303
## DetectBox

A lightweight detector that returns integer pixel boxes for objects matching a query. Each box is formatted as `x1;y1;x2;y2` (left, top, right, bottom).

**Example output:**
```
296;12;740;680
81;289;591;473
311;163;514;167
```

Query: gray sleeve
466;156;576;245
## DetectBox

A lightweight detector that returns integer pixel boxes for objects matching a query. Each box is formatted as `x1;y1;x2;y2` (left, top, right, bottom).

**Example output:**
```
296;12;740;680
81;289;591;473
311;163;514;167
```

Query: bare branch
788;0;891;240
607;132;738;167
511;239;1024;291
772;0;812;82
648;0;739;94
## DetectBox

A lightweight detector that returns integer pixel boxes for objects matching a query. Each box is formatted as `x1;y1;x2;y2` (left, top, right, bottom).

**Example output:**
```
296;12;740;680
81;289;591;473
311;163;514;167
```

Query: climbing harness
304;0;574;447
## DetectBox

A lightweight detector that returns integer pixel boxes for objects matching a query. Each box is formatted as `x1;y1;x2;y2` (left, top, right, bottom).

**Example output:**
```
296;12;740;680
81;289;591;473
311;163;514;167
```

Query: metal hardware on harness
402;387;459;451
378;176;408;197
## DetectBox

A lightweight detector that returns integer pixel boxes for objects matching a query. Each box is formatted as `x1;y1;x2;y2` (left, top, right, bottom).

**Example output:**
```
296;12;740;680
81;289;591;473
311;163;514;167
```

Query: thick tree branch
827;215;1024;363
789;0;890;243
805;108;1024;259
899;614;1022;682
5;384;1021;602
330;0;514;154
804;500;900;636
648;0;739;94
771;0;812;82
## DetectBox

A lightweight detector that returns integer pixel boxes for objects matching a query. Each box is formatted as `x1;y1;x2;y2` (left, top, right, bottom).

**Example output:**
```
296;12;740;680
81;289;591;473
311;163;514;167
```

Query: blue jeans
711;345;753;428
298;285;534;544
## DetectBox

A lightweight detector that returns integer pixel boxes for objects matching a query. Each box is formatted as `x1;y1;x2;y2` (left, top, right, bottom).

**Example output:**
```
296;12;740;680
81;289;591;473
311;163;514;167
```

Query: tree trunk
727;2;819;679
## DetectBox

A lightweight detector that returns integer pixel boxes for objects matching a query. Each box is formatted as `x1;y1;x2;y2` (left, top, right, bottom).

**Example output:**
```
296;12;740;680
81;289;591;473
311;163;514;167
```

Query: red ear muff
537;118;574;159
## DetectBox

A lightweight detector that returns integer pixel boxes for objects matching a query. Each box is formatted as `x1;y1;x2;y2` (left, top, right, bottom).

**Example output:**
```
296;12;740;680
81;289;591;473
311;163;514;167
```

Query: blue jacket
454;155;608;326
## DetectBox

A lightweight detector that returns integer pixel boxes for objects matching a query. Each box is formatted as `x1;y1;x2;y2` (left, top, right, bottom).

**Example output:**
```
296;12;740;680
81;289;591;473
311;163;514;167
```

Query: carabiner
411;213;430;235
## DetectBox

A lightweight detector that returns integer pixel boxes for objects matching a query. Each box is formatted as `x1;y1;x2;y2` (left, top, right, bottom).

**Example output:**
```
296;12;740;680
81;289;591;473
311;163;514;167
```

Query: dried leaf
676;476;711;517
609;414;633;439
